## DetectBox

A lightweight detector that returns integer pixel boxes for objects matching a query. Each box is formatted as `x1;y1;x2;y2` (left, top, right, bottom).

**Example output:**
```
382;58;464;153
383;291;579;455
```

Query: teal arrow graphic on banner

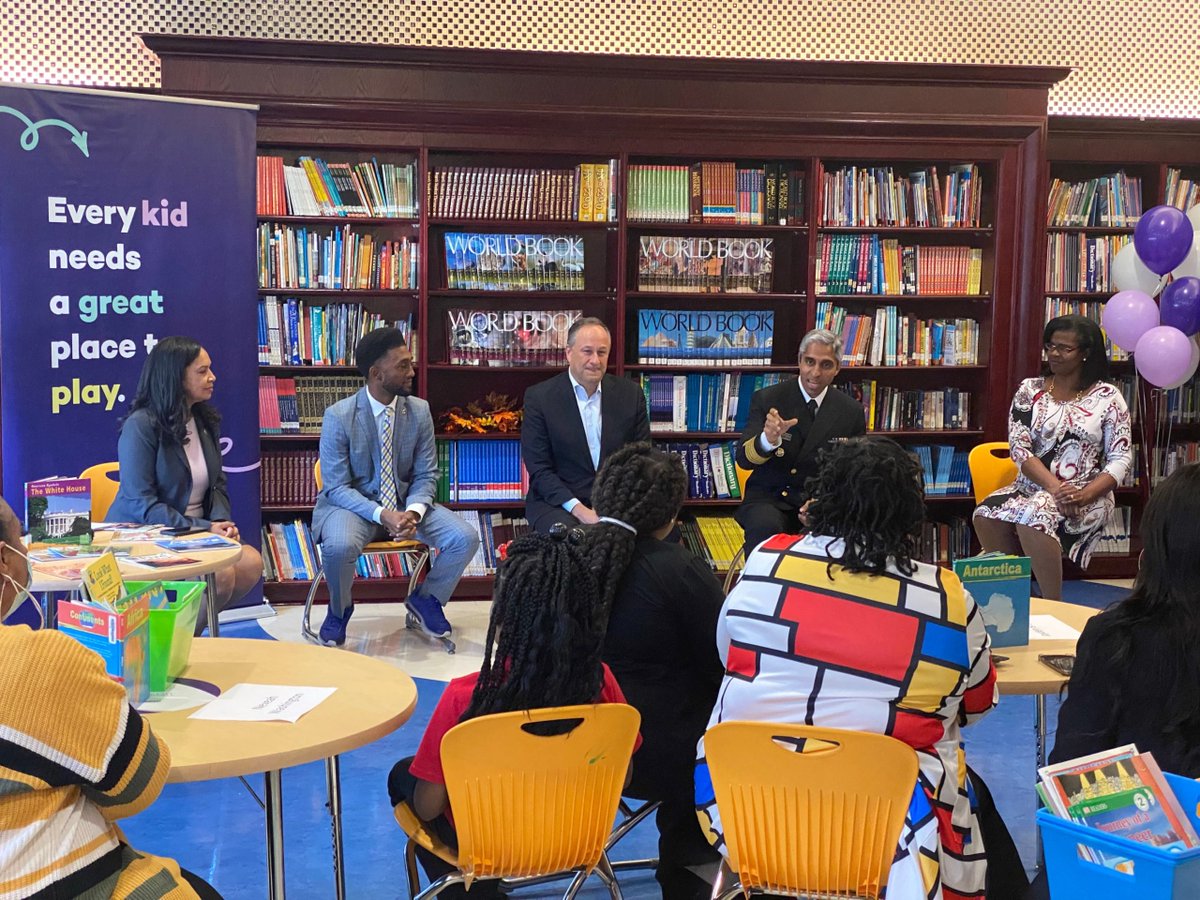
0;106;89;157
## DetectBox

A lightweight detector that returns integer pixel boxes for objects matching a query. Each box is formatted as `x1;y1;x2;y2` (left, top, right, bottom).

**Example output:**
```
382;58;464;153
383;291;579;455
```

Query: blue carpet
1059;579;1128;610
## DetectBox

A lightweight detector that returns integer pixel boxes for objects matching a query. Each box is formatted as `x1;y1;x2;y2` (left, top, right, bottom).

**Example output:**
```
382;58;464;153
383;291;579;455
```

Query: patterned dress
695;533;998;900
974;377;1132;568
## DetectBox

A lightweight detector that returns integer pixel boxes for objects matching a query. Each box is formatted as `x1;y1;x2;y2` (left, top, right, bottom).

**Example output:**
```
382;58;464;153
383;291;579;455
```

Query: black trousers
735;500;803;554
180;868;224;899
968;765;1031;899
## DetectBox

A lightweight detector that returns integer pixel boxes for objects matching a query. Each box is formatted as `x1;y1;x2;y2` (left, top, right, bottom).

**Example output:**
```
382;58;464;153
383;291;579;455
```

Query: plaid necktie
380;406;398;510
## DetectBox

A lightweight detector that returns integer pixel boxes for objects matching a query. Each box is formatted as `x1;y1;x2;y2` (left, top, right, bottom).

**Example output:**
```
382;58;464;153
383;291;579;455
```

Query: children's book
125;552;201;569
81;551;127;609
25;477;93;544
154;534;237;552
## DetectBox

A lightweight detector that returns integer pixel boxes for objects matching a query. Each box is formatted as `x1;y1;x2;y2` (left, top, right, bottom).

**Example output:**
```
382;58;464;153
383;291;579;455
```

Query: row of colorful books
819;163;984;229
636;235;776;294
815;234;984;295
256;155;419;218
434;439;529;502
1162;375;1200;424
918;517;973;566
627;162;805;225
426;163;617;222
258;223;419;291
1046;171;1143;228
257;297;414;367
1154;441;1200;484
258;375;360;434
639;372;787;434
1165;167;1200;213
1044;298;1129;360
816;303;980;367
443;232;585;291
262;449;319;506
910;445;972;495
260;519;321;581
446;308;581;367
637;308;774;366
843;382;973;431
1044;232;1130;293
659;441;742;500
680;514;744;572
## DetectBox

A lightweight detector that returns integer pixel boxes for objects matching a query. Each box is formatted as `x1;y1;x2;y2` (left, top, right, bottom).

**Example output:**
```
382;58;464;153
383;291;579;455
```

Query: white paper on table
1028;614;1082;641
188;683;336;723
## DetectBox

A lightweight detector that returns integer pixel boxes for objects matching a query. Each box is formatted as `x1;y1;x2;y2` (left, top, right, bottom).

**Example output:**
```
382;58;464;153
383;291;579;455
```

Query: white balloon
1171;231;1200;280
1113;242;1162;295
1187;204;1200;234
1164;337;1200;390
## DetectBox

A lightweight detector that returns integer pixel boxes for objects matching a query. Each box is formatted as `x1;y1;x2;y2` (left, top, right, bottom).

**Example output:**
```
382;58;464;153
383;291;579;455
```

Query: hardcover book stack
257;223;418;290
257;155;418;218
435;439;528;502
261;449;320;507
446;308;582;367
636;236;775;293
820;163;983;228
443;232;585;291
639;372;787;434
1046;171;1143;227
258;374;360;434
627;161;804;225
816;304;980;367
258;298;413;366
637;309;774;366
1044;233;1129;293
1165;167;1200;212
427;162;617;221
655;441;742;500
815;235;983;295
840;381;973;431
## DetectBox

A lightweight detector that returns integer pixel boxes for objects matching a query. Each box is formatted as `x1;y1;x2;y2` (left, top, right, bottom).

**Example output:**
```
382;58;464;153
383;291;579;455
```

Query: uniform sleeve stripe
84;727;161;809
91;705;141;793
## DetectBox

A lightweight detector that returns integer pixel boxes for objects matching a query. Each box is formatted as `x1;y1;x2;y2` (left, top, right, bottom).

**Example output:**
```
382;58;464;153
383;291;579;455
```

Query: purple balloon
1135;325;1194;387
1161;277;1200;336
1135;205;1195;275
1102;289;1159;352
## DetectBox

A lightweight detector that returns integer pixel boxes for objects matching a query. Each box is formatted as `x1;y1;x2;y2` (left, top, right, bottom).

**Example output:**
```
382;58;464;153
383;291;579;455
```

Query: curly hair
463;532;606;720
585;442;688;618
804;437;925;576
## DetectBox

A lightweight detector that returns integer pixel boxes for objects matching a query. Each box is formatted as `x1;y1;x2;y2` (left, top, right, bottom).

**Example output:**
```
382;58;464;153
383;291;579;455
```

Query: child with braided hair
587;443;726;900
386;530;639;898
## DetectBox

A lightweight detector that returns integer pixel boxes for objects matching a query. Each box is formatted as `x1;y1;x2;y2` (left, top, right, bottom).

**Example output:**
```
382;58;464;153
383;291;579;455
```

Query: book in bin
25;477;92;544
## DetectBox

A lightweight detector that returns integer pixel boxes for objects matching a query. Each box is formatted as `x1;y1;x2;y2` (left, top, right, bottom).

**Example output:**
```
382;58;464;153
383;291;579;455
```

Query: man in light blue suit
312;327;478;646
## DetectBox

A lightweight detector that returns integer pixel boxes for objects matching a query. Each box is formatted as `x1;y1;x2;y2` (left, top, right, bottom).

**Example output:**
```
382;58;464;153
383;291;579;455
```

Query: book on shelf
679;513;745;572
1165;167;1200;212
638;371;788;434
820;163;983;228
25;477;92;544
636;235;775;293
815;234;983;295
435;438;528;502
261;448;320;506
443;232;585;291
1094;506;1133;555
1039;745;1200;869
446;308;582;367
1043;297;1128;360
840;380;973;431
815;302;979;367
1164;375;1200;425
257;155;417;218
1156;440;1200;484
1046;171;1142;228
1044;233;1130;293
919;517;972;566
627;161;804;225
426;162;616;221
258;297;414;366
636;308;774;366
655;441;741;500
908;445;971;495
258;374;360;434
257;222;418;290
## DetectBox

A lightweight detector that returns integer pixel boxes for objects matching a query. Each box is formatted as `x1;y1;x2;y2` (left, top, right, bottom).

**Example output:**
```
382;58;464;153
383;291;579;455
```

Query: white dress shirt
562;371;603;513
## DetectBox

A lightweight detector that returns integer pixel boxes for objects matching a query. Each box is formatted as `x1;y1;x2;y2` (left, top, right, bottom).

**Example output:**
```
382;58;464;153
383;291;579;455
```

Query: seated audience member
695;438;1025;900
0;494;221;899
973;314;1131;600
107;336;263;633
387;531;640;898
311;326;478;646
587;443;724;900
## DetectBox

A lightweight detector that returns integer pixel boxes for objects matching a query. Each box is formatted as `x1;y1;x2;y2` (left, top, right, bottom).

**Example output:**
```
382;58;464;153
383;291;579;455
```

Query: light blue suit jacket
311;387;438;536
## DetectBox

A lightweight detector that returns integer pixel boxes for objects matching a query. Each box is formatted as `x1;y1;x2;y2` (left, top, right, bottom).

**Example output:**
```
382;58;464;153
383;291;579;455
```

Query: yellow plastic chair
394;703;642;900
79;462;120;522
967;441;1018;505
704;722;919;900
300;460;433;646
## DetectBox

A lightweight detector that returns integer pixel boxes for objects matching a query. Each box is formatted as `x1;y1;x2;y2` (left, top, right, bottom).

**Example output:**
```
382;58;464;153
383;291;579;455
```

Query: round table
152;638;418;900
30;531;242;636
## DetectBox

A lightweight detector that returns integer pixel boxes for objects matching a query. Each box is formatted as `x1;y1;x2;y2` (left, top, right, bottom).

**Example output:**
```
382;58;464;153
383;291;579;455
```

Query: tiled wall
4;0;1199;117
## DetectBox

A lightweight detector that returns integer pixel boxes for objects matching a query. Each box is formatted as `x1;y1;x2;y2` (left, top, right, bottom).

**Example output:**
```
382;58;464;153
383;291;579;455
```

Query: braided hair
586;442;688;618
805;437;925;577
463;531;606;720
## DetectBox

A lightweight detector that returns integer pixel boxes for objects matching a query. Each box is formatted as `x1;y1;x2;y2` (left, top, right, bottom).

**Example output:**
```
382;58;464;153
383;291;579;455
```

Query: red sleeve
599;663;642;753
409;675;476;785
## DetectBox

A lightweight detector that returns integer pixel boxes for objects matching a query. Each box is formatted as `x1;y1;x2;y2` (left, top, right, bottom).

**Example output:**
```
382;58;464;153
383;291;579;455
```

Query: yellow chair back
967;441;1018;505
79;462;120;522
440;703;640;883
704;721;918;899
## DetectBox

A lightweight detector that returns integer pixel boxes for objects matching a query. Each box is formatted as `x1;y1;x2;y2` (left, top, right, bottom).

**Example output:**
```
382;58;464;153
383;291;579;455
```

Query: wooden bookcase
1044;116;1200;577
146;35;1067;602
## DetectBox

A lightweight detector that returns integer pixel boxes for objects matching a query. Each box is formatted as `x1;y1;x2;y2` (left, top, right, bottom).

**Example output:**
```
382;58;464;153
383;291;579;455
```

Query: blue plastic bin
1038;772;1200;899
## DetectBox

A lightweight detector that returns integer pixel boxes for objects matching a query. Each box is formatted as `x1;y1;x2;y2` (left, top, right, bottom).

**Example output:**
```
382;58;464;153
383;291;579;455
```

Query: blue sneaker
406;592;451;638
318;605;354;647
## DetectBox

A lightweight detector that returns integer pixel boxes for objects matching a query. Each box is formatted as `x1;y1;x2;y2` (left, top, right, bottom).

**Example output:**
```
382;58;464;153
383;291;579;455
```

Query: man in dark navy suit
735;328;866;553
521;317;651;533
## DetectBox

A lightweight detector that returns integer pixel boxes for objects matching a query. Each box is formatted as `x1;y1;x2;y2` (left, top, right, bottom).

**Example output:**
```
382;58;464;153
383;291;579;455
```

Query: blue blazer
107;407;232;528
312;387;438;537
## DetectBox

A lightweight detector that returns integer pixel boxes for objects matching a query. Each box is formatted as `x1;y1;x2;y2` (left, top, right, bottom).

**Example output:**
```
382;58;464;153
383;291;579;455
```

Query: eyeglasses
1044;342;1081;356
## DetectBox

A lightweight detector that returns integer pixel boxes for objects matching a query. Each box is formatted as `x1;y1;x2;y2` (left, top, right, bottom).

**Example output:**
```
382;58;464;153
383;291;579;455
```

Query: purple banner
0;85;262;605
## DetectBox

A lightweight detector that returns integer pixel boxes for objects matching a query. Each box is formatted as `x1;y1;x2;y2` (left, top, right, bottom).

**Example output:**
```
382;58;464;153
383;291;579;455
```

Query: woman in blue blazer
108;336;262;631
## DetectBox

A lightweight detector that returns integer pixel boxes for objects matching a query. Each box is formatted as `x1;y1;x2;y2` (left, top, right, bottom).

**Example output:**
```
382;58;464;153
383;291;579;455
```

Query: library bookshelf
147;36;1067;602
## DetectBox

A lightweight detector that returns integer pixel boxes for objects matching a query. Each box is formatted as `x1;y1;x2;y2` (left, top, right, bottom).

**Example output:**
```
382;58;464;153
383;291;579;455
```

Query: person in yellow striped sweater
0;495;221;899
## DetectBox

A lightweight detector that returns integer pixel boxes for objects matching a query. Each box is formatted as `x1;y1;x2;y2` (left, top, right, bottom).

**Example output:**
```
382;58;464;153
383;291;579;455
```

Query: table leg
1035;693;1047;863
204;572;220;637
264;769;285;900
326;755;346;900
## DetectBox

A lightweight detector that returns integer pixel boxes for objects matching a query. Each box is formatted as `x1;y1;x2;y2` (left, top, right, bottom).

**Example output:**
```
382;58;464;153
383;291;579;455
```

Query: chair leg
606;800;659;873
412;872;467;900
595;854;623;900
301;567;326;644
562;869;590;900
404;839;422;900
711;860;742;900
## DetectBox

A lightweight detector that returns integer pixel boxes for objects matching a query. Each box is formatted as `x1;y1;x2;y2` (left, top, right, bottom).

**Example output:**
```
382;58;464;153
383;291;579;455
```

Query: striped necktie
380;406;398;510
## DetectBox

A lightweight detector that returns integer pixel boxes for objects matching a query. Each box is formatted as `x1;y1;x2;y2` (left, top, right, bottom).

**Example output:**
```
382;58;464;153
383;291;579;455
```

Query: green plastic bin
126;581;204;693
